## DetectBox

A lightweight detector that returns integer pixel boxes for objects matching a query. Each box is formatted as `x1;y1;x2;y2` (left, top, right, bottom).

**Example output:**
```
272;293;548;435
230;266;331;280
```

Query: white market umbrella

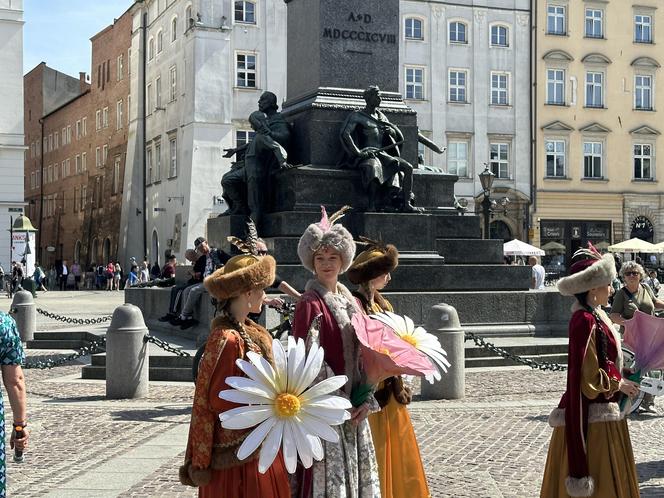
608;238;662;254
503;239;545;257
541;241;566;252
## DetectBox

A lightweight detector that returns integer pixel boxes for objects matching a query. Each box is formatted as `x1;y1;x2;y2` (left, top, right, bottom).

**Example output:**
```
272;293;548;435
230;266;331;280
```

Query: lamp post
478;164;495;239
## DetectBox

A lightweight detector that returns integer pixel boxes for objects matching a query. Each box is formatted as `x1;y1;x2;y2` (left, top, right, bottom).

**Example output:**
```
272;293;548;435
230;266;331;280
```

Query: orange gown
180;318;290;498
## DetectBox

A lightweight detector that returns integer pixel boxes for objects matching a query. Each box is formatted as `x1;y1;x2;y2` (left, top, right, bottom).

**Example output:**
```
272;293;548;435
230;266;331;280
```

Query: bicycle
621;345;664;414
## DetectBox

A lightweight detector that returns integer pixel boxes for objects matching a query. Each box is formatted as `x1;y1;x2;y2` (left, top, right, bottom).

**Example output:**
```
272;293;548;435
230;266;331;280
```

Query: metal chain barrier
23;336;107;369
465;331;567;372
36;307;113;325
143;334;191;357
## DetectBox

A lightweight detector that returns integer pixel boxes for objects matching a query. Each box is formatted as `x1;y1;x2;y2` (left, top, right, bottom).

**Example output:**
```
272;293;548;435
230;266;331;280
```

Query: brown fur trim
210;444;259;470
187;465;212;487
565;476;595;497
179;462;195;487
347;245;399;284
548;402;622;427
204;255;276;300
391;376;412;405
208;318;274;365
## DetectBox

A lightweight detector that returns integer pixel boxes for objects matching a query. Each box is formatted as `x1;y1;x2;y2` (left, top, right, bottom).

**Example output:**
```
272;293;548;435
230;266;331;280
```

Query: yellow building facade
534;0;664;272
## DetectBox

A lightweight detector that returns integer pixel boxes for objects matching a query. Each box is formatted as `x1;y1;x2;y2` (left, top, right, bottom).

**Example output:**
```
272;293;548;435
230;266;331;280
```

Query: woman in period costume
540;246;640;498
292;207;381;498
347;241;431;498
179;251;290;498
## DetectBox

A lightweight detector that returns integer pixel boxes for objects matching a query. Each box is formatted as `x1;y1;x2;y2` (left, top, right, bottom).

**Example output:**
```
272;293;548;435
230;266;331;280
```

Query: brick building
24;9;132;270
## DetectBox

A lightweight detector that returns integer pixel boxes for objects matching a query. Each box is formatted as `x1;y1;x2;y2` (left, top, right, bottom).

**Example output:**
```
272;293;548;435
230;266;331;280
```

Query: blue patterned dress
0;313;25;498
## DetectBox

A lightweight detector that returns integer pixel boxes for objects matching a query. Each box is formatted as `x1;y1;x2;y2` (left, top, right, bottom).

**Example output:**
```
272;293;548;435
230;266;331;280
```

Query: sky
23;0;135;77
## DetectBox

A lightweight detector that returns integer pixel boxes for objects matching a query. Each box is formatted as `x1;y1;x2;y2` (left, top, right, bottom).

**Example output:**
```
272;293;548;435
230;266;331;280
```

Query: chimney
79;72;87;92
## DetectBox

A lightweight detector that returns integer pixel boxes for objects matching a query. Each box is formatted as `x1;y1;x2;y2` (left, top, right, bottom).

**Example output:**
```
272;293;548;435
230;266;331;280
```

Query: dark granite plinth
436;239;504;264
206;215;249;254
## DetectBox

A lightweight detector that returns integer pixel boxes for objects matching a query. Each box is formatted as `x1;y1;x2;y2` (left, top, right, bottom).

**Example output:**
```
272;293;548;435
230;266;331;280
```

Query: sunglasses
257;250;268;256
624;271;640;277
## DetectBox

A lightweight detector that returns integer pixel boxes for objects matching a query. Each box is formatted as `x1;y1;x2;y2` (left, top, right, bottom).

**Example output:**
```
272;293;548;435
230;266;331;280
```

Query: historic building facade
0;0;26;270
400;0;532;240
533;0;664;271
23;9;132;269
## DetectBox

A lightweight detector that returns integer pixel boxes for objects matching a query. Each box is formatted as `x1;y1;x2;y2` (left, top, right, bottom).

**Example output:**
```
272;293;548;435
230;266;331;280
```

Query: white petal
306;395;353;410
298;412;340;443
236;416;277;460
308;434;324;461
287;338;307;393
219;389;273;406
302;406;350;425
404;315;415;334
258;420;284;473
291;345;324;395
224;376;275;399
299;376;348;403
271;338;288;392
291;418;314;468
241;352;278;393
281;420;299;474
220;406;273;429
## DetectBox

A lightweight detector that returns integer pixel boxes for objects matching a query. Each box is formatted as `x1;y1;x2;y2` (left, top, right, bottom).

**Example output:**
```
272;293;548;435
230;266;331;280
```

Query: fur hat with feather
347;236;399;284
557;243;616;296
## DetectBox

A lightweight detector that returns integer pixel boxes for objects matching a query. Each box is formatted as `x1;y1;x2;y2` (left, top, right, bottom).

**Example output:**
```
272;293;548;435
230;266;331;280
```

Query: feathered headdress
297;206;356;274
557;242;616;296
227;218;261;256
347;236;399;284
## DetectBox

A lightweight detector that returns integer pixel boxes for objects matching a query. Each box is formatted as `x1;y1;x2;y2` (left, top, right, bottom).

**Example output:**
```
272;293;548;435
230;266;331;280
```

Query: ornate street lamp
478;164;495;239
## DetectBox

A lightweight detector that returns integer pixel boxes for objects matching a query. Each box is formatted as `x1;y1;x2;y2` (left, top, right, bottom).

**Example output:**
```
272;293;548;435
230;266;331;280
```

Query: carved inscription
322;12;397;45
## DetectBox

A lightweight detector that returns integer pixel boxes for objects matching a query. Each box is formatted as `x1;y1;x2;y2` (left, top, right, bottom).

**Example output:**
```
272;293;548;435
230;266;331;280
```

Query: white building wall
0;0;25;269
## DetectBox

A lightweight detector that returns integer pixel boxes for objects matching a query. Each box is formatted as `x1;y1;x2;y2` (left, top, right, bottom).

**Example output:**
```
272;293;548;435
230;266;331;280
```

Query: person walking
347;241;430;498
540;245;640;498
609;260;664;413
71;261;81;290
179;251;289;497
113;262;122;291
529;256;546;290
292;206;381;497
0;312;30;498
59;260;68;291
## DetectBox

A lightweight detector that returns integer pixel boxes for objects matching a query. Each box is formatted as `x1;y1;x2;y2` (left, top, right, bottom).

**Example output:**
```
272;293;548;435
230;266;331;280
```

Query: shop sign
541;224;563;238
587;225;609;239
630;216;654;241
571;226;581;239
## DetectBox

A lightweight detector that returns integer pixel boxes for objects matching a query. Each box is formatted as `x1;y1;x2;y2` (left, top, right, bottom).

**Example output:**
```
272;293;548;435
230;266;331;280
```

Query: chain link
465;331;567;372
22;336;107;369
35;307;113;325
143;334;191;357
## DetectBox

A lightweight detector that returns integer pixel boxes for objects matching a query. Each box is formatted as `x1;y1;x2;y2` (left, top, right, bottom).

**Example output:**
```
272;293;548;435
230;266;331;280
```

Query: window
102;107;109;128
489;143;509;178
154;141;162;181
128;48;131;75
96;110;101;130
67;125;72;144
81;185;87;211
53;163;58;181
546;140;566;178
449;21;467;43
155;77;162;108
635;15;652;43
65;158;70;177
235;1;256;24
583;142;603;178
547;5;566;35
157;30;163;53
76;120;81;139
546;69;565;105
490;25;508;47
449;70;467;102
96;147;101;168
405;67;424;100
61;160;66;178
47;165;52;183
447;141;468;177
127;95;131;124
585;9;603;38
74;188;78;212
116;100;123;130
405;18;423;40
103;144;108;166
236;130;256;148
148;38;154;60
146;83;153;114
171;17;177;41
146;147;153;184
113;156;121;194
81;152;86;171
117;54;124;81
186;5;192;26
54;131;59;149
170;66;177;101
62;127;67;145
635;75;653;110
585;72;603;108
236;53;257;88
75;154;81;174
490;72;509;105
169;137;177;177
82;117;87;136
634;144;653;179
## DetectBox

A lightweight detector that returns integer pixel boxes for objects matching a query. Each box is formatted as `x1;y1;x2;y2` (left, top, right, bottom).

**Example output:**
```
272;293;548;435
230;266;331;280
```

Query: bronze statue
340;86;422;212
220;91;291;226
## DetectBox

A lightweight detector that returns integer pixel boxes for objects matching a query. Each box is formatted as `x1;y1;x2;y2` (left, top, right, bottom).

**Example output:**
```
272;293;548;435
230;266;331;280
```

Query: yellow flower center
275;393;301;418
401;335;418;347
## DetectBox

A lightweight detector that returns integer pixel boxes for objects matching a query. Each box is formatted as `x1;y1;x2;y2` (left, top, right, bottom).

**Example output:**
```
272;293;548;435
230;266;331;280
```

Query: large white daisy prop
370;311;451;383
219;337;352;474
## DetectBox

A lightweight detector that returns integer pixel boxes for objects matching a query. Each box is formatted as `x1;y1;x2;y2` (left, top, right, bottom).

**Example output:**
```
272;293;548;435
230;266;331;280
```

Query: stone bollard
11;291;36;343
106;304;149;399
421;303;465;400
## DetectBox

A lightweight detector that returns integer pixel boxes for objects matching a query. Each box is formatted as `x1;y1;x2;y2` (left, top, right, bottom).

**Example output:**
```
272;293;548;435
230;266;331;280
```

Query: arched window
157;30;163;53
148;37;154;61
449;21;468;44
152;230;160;265
171;17;177;41
489;220;513;242
404;17;423;40
234;1;256;24
490;24;509;47
185;5;192;29
102;238;111;264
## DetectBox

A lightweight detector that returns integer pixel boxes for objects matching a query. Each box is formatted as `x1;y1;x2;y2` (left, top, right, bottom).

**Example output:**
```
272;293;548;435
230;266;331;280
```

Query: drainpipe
529;0;537;244
37;118;44;261
142;10;148;259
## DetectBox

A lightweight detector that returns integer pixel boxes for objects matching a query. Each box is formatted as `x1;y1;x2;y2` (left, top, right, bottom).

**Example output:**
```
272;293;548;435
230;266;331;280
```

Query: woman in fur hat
292;206;381;498
348;241;431;498
179;251;290;498
540;245;640;498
